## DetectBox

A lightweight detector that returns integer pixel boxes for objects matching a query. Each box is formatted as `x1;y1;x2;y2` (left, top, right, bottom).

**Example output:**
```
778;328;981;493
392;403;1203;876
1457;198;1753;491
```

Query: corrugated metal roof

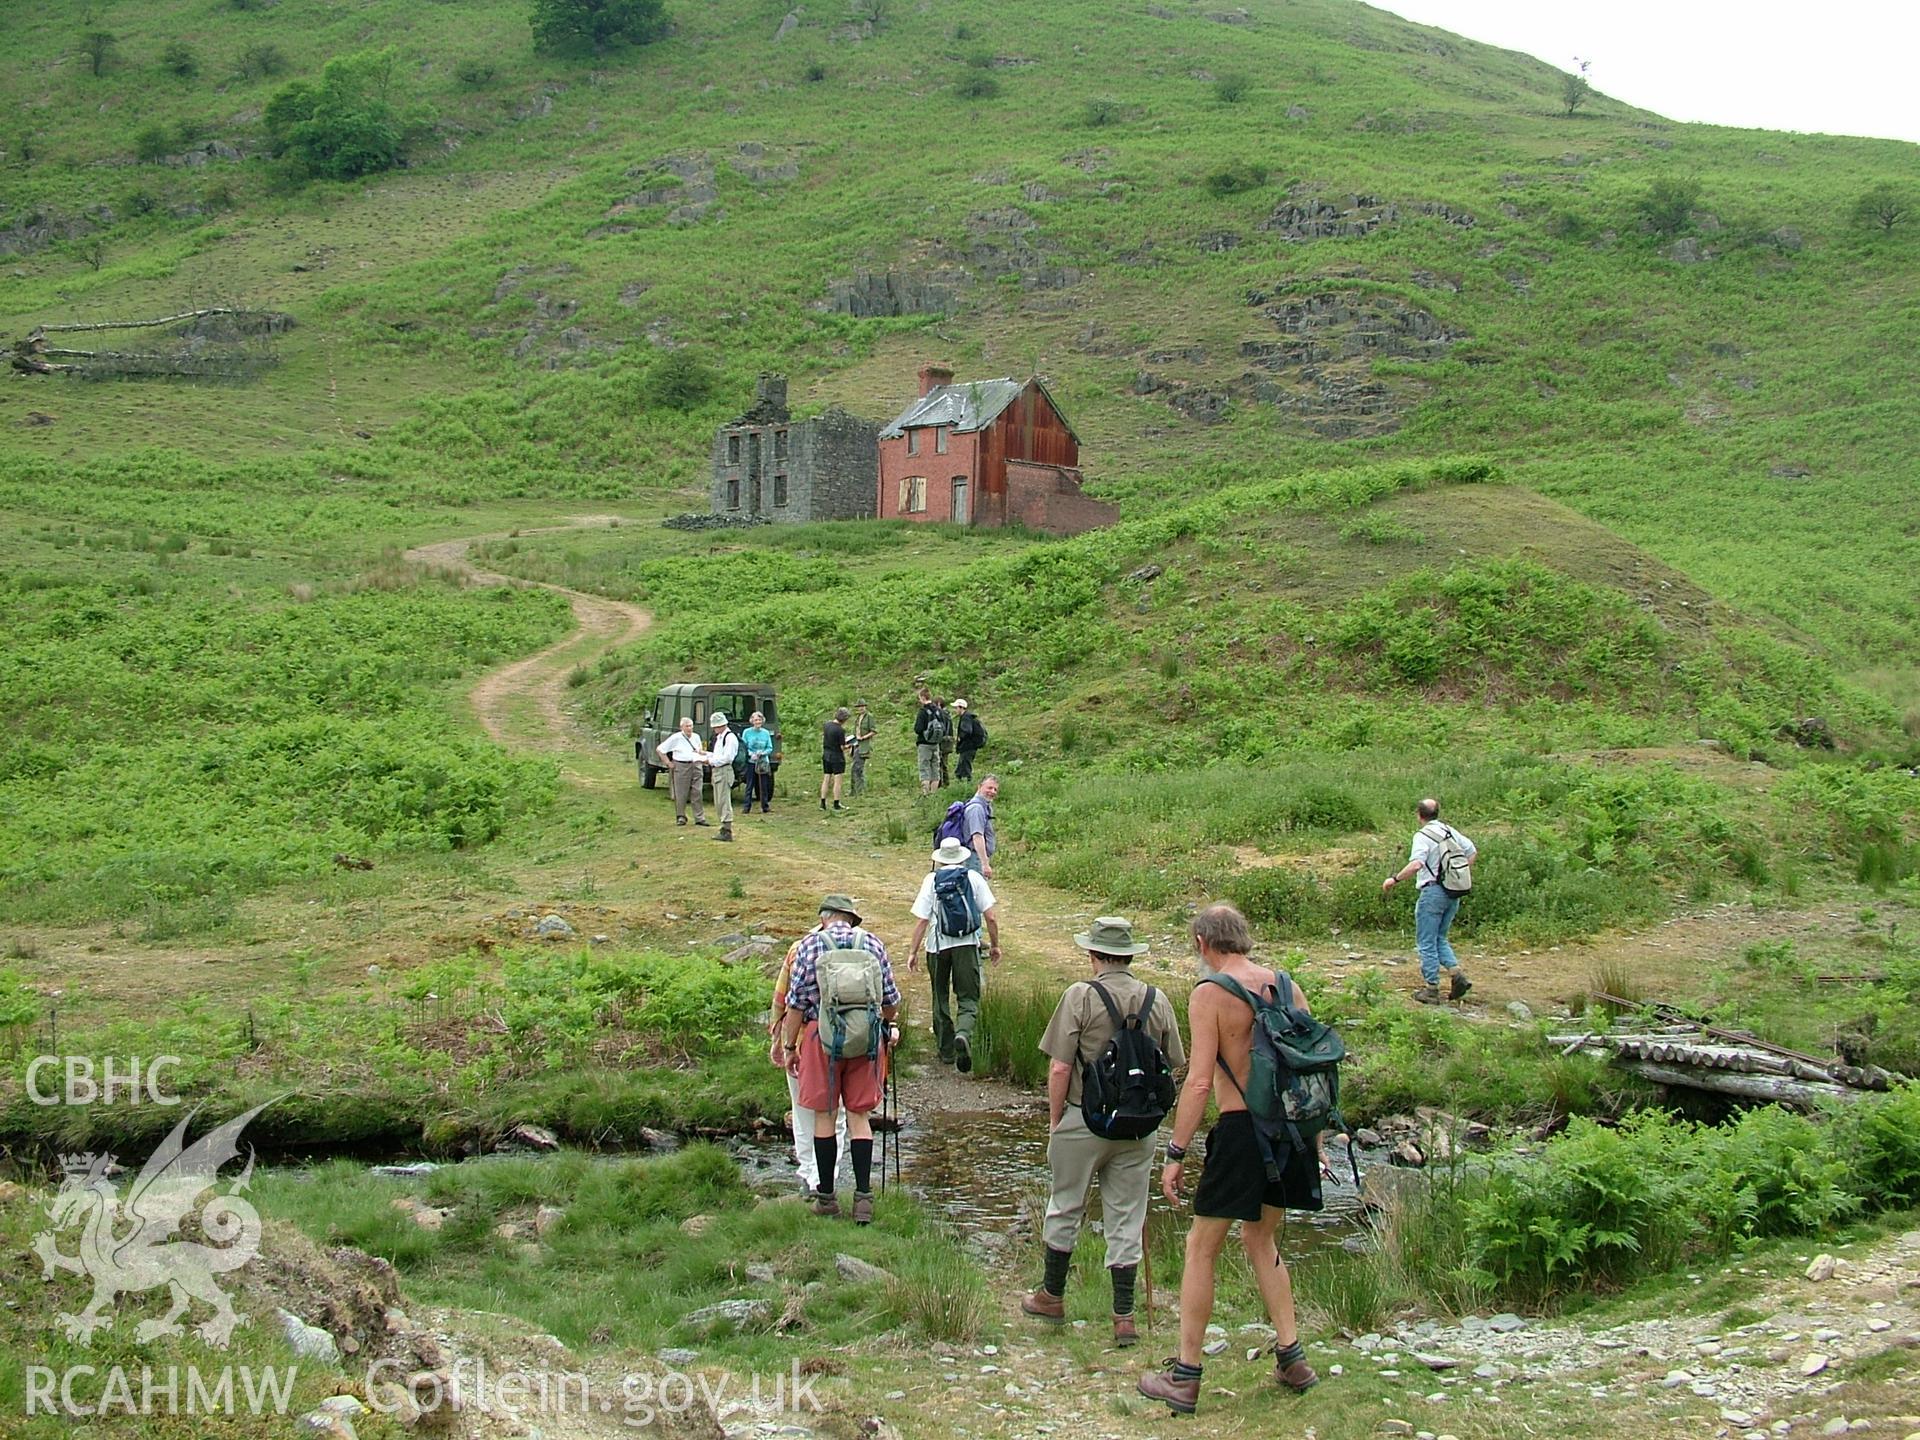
879;377;1025;437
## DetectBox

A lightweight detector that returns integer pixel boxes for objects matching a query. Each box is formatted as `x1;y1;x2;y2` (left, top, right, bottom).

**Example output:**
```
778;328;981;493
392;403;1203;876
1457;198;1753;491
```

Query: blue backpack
932;866;981;938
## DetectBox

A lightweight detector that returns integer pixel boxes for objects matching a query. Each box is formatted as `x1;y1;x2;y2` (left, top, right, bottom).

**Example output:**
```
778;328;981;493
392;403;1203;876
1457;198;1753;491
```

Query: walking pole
1142;1164;1155;1335
878;1031;892;1195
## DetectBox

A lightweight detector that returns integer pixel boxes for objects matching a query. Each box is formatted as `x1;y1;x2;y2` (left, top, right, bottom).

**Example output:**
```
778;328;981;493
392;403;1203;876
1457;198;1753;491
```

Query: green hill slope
5;0;1917;664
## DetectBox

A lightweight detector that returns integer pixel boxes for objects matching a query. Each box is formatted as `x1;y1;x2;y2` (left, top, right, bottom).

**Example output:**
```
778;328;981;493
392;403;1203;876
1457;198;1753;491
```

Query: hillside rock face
1240;288;1464;437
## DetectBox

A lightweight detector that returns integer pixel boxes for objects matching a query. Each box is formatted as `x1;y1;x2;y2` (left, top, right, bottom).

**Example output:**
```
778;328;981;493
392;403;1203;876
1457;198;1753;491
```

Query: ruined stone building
709;374;878;524
876;365;1117;537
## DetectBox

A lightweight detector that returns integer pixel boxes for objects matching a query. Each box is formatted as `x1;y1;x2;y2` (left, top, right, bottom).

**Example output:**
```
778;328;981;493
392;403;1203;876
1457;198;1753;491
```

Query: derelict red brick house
876;365;1118;537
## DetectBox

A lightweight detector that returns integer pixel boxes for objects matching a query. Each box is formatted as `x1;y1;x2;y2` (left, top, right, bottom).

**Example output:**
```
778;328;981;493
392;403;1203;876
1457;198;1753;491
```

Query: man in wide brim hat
1024;915;1184;1348
906;840;1000;1075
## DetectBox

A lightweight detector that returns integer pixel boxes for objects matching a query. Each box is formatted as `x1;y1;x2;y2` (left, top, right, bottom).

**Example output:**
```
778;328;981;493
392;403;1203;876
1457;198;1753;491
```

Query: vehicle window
693;700;705;724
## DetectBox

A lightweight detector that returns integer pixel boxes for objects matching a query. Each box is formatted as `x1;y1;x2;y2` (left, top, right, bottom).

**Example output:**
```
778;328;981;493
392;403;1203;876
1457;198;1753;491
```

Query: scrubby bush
1636;174;1702;237
133;124;173;163
1213;71;1252;103
1203;161;1269;196
80;31;118;77
638;349;716;411
954;72;999;100
801;60;827;82
1081;96;1125;127
1853;185;1909;233
162;41;200;78
530;0;670;54
237;42;289;80
455;59;497;88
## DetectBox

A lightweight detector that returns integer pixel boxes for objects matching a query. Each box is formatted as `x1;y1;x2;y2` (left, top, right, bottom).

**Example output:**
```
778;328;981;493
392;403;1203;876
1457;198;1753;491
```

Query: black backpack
931;866;981;938
1080;980;1175;1140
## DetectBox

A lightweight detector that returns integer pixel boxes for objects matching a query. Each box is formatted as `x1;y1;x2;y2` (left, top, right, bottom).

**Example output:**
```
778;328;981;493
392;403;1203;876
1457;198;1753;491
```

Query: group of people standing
913;686;988;794
653;710;779;838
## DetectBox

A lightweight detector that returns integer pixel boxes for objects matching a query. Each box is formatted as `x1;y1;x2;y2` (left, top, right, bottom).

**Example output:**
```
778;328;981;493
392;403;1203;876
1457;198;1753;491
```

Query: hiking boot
809;1189;840;1218
1020;1288;1066;1324
1137;1364;1200;1415
833;800;845;811
1412;985;1443;1004
851;1191;873;1226
820;797;827;811
694;819;710;827
675;816;687;827
1274;1351;1319;1393
954;1034;973;1074
1449;972;1473;1001
1112;1313;1138;1347
716;824;733;842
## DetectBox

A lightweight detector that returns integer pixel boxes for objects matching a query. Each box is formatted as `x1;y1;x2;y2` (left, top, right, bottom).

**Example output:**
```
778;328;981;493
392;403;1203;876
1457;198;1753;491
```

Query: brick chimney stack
918;363;955;396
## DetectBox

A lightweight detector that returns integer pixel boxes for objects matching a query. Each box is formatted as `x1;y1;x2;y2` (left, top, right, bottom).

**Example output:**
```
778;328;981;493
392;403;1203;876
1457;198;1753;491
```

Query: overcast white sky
1375;1;1920;145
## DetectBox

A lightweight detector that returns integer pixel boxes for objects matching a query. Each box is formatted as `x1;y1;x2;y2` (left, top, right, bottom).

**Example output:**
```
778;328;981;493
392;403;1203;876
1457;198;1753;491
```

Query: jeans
955;747;978;782
1414;883;1463;985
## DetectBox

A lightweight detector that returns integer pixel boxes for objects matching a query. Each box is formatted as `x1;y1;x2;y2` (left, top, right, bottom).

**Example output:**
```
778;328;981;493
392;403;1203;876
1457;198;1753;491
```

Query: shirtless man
1138;902;1323;1415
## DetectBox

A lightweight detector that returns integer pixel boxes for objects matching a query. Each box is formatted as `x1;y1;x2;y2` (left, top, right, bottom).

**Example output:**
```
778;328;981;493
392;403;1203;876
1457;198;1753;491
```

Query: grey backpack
818;930;885;1061
1423;822;1474;897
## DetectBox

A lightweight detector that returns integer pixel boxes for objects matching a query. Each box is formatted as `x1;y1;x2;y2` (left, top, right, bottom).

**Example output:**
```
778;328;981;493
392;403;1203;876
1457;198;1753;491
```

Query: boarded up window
898;476;927;513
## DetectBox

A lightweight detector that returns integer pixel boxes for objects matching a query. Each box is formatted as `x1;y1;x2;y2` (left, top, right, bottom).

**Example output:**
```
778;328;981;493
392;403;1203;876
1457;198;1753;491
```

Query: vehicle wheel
641;764;660;789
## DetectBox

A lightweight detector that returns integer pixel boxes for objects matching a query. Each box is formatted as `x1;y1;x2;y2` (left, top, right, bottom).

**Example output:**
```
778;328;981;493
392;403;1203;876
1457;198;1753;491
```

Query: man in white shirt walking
906;838;1000;1074
706;713;739;840
656;717;708;827
1382;797;1478;1003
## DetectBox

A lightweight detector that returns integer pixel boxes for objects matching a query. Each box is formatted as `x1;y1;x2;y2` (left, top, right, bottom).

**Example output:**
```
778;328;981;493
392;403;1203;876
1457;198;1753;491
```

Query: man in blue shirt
963;776;999;878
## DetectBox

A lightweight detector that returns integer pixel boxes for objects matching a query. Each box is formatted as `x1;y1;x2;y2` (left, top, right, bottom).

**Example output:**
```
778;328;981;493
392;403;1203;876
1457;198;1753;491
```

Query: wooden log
1619;1060;1864;1107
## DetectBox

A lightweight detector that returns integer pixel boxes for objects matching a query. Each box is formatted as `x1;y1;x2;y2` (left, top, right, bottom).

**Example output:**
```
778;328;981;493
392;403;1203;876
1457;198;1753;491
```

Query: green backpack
817;930;885;1061
1200;970;1358;1185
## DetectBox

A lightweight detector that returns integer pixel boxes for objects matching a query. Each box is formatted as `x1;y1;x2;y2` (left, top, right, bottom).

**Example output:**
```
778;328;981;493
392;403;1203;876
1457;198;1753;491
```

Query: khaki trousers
709;765;734;824
670;760;705;821
1043;1109;1154;1268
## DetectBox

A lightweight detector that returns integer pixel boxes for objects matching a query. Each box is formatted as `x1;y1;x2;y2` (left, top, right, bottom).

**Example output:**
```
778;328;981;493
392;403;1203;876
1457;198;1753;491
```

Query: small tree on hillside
529;0;669;54
265;49;428;181
162;41;200;78
1561;57;1591;116
80;31;118;77
640;349;716;411
1853;185;1909;233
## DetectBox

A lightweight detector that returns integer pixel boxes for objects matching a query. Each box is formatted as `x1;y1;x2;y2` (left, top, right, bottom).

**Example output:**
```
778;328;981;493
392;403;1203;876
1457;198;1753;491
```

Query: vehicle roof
658;683;777;697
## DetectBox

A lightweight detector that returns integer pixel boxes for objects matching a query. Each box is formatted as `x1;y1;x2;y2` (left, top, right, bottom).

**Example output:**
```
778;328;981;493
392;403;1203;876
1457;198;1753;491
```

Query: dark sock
812;1137;837;1194
1172;1360;1202;1381
1109;1263;1137;1316
851;1138;873;1194
1041;1245;1072;1298
1275;1340;1307;1367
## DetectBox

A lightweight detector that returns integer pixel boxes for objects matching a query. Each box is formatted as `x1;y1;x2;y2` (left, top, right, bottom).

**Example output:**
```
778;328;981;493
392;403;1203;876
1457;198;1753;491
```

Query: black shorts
1191;1110;1323;1221
822;752;846;775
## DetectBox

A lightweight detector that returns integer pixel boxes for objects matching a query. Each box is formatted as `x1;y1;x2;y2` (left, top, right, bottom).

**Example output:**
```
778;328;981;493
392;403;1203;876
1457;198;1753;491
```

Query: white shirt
1408;821;1477;888
657;731;705;763
910;867;997;950
707;731;739;768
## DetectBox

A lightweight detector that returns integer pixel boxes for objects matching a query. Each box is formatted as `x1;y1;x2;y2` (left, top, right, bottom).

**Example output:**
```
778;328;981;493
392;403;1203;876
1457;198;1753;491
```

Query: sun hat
818;894;863;925
953;698;969;710
710;713;729;727
931;839;971;868
1073;916;1149;956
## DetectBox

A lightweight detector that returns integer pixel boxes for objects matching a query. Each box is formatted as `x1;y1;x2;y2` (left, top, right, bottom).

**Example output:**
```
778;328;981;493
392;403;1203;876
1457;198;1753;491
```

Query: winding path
405;517;650;771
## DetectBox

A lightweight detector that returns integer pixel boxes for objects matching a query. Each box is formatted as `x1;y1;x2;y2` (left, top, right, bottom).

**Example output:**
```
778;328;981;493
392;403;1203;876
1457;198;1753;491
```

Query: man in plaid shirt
780;894;900;1223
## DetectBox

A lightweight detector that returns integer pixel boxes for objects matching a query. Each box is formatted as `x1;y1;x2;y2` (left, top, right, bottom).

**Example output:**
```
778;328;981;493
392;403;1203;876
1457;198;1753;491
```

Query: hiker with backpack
779;895;901;1225
1382;797;1478;1005
905;839;1001;1075
934;697;955;787
1023;917;1183;1348
963;776;998;878
705;714;738;841
849;700;878;798
1141;903;1335;1415
913;687;944;796
952;699;986;784
768;926;848;1193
